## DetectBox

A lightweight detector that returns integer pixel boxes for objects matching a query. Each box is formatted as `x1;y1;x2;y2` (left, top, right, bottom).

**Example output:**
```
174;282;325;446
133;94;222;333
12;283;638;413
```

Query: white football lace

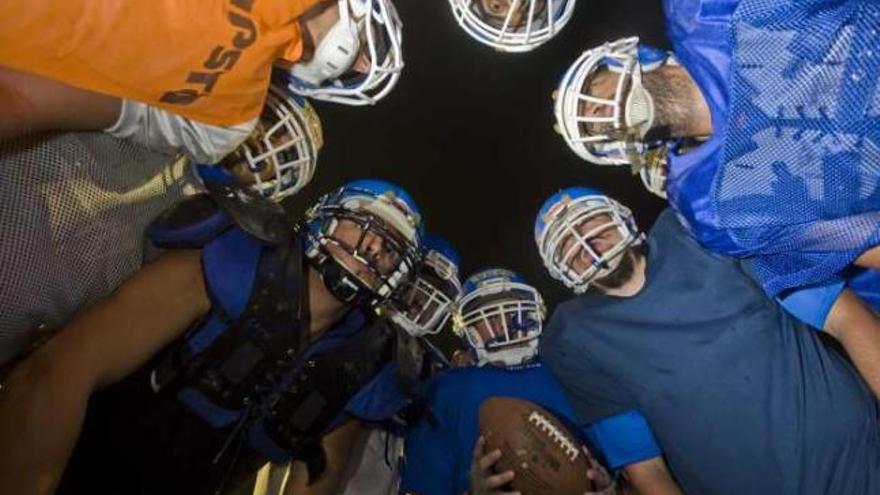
528;411;580;462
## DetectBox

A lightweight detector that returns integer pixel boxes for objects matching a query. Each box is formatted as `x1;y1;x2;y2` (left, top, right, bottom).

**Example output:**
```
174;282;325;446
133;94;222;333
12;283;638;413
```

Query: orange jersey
0;0;323;126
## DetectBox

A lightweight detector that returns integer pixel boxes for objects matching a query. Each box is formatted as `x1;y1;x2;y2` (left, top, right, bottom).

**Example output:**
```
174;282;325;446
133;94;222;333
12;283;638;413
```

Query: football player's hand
468;436;519;495
583;451;617;495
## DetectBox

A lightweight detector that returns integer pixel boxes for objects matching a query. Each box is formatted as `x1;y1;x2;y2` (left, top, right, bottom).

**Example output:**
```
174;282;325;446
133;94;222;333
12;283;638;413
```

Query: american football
479;396;596;495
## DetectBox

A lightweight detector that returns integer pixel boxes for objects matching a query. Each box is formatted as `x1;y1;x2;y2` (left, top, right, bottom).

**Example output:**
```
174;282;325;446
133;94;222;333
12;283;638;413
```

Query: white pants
340;429;403;495
250;429;403;495
105;99;258;164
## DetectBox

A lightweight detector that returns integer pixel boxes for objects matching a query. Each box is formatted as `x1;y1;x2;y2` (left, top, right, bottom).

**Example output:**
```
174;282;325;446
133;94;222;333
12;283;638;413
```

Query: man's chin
593;252;636;291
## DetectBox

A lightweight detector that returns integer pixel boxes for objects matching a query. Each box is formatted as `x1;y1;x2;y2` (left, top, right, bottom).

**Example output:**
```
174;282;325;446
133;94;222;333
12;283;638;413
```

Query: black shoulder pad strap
156;236;308;409
267;322;395;469
204;181;293;245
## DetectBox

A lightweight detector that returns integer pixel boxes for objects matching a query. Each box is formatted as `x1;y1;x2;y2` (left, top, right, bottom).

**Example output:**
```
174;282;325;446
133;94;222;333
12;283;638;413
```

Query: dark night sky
286;0;671;310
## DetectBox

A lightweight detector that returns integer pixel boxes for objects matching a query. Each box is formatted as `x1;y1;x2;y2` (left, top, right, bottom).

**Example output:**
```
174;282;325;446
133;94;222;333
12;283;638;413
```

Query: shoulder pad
147;194;232;248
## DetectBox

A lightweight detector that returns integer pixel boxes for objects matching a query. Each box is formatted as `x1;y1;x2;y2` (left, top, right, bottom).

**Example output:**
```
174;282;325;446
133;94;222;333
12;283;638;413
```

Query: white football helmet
288;0;403;105
448;0;576;53
388;234;462;337
453;268;545;367
304;179;423;306
534;187;643;293
554;36;676;167
196;84;323;202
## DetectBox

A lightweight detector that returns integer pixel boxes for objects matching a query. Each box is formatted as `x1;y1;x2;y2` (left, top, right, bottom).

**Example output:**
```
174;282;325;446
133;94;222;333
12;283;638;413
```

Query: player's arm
283;419;368;495
583;411;683;495
622;457;684;495
855;246;880;271
0;65;121;139
0;249;209;495
823;288;880;397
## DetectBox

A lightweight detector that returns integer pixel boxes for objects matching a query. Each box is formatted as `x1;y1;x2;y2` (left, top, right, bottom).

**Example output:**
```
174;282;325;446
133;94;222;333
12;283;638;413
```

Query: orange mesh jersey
0;0;323;126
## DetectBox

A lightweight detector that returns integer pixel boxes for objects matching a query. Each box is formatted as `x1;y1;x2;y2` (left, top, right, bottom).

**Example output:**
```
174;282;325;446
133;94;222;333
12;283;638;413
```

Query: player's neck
687;80;713;137
306;267;350;338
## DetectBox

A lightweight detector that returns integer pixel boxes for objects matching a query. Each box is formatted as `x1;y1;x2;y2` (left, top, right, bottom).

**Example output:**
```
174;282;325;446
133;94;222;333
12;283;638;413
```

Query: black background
287;0;671;311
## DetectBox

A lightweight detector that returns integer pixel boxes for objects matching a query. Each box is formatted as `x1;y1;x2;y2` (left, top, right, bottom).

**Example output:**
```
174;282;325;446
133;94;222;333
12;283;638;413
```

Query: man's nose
352;50;371;75
582;101;609;118
364;232;385;257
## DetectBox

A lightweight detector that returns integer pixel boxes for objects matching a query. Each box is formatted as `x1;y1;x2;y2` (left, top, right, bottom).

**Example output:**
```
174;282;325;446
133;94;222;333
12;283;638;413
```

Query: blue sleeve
583;410;662;469
776;278;845;330
399;391;458;495
847;268;880;313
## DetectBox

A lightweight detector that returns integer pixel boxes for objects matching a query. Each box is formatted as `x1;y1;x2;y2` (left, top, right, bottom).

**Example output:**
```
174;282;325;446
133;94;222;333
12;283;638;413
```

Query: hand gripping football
479;397;596;495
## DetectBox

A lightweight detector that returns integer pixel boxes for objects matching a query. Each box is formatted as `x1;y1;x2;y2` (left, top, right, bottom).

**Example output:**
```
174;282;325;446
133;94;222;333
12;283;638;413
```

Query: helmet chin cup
291;7;361;86
625;80;654;140
317;258;363;304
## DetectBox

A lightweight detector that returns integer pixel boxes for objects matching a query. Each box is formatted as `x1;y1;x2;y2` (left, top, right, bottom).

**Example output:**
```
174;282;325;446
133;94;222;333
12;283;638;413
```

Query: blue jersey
398;361;661;495
664;0;880;296
541;209;880;495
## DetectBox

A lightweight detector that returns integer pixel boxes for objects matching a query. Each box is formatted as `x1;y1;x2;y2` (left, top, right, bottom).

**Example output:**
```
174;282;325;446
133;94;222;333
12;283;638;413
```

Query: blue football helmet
535;187;642;293
304;179;423;306
195;84;323;202
453;268;545;367
448;0;576;53
388;233;463;336
554;36;677;167
287;0;403;105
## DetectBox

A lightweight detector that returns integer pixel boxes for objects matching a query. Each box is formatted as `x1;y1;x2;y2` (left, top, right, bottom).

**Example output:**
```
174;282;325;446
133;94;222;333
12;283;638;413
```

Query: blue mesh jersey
398;361;662;495
540;209;880;495
663;0;880;296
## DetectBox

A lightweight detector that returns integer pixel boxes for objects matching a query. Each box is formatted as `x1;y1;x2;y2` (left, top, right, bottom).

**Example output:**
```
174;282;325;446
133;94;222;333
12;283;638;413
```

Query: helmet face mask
555;36;674;167
204;86;322;201
389;250;462;336
448;0;575;53
536;189;642;294
306;180;422;306
239;87;322;200
638;148;669;199
288;0;403;105
453;269;545;367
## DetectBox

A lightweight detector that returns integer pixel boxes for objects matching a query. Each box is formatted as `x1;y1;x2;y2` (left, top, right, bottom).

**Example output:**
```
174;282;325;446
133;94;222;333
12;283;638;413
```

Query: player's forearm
0;65;121;139
0;343;93;495
0;250;209;493
828;294;880;397
84;249;209;386
623;457;684;495
854;245;880;270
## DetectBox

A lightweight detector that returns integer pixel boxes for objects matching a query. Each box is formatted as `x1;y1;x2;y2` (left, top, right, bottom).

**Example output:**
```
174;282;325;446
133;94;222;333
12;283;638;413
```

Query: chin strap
290;1;360;86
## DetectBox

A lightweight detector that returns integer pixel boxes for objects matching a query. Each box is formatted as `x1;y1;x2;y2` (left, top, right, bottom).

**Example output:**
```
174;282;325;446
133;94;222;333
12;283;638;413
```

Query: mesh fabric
716;0;880;295
0;133;196;364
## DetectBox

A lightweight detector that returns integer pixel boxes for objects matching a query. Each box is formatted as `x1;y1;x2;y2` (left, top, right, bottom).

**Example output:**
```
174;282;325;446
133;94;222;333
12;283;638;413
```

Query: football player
256;233;465;495
535;186;880;495
0;179;423;495
0;83;323;366
447;0;576;52
399;268;629;495
0;0;402;163
197;83;325;202
552;2;880;300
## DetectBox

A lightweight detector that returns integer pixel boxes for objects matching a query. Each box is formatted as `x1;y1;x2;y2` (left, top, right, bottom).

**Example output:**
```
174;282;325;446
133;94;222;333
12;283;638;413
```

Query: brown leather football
479;397;596;495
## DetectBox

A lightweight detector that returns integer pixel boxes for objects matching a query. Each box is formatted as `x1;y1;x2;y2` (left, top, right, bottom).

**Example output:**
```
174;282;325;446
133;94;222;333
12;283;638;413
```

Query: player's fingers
478;448;503;472
482;469;515;489
472;435;486;459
